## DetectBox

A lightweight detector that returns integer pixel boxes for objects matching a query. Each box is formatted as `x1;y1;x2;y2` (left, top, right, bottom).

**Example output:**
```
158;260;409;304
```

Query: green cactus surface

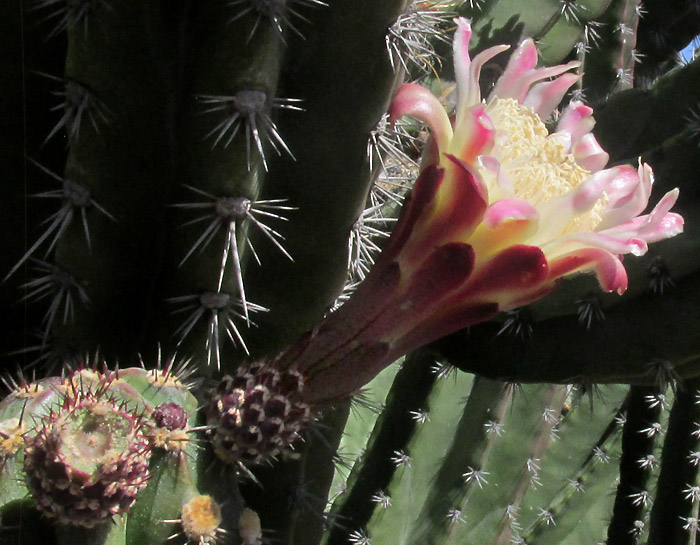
3;1;700;545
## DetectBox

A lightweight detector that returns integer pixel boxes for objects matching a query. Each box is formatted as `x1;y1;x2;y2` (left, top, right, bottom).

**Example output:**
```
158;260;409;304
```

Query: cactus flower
210;18;684;463
288;18;682;402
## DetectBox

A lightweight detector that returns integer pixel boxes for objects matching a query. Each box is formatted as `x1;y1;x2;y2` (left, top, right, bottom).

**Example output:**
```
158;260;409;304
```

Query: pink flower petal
597;163;652;230
523;73;582;119
453;17;473;110
483;198;539;228
465;44;510;106
548;248;628;294
531;168;618;244
557;101;595;142
603;189;683;243
570;168;620;213
492;44;580;103
553;231;648;256
517;61;580;97
453;105;495;163
389;84;453;151
572;133;609;172
641;212;685;242
477;155;514;196
490;38;538;99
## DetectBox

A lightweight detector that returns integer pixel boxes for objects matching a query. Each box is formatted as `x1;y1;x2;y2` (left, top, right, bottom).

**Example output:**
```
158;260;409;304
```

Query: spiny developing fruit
153;402;189;430
207;362;312;464
151;401;191;453
24;388;152;527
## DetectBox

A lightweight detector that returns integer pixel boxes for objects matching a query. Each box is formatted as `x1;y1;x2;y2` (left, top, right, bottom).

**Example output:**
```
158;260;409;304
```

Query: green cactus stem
607;385;664;545
648;376;700;543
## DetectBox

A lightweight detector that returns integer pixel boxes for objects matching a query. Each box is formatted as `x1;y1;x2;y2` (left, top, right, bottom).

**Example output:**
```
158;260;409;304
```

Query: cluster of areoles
169;291;267;368
45;78;111;144
385;0;455;73
337;113;420;309
20;259;90;347
174;0;326;368
6;164;114;281
5;162;114;349
229;0;328;41
197;90;302;171
33;0;110;38
171;185;293;365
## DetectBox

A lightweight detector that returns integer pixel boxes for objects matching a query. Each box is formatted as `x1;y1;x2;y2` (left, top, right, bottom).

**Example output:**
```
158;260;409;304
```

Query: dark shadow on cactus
0;500;56;545
635;0;700;83
436;270;700;385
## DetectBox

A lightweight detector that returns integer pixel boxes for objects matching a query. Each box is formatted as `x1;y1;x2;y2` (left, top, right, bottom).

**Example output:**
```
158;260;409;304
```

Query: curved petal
535;168;619;242
460;245;549;302
444;153;489;202
557;100;595;142
523;73;582;119
603;189;683;242
452;104;495;163
483;198;539;228
398;156;488;265
453;17;473;121
570;168;619;213
465;44;510;106
597;163;652;230
477;155;514;197
490;38;538;100
517;61;580;96
471;199;540;257
389;84;453;151
548;248;628;294
572;133;609;172
548;231;648;257
377;165;444;267
643;212;684;242
492;45;580;103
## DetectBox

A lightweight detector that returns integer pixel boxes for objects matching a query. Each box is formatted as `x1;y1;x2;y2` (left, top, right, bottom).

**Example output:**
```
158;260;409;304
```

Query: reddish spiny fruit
24;387;152;527
150;402;191;454
207;363;312;464
153;402;189;430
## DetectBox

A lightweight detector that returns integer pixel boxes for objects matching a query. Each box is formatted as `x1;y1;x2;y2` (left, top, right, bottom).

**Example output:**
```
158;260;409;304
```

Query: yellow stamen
482;98;605;234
